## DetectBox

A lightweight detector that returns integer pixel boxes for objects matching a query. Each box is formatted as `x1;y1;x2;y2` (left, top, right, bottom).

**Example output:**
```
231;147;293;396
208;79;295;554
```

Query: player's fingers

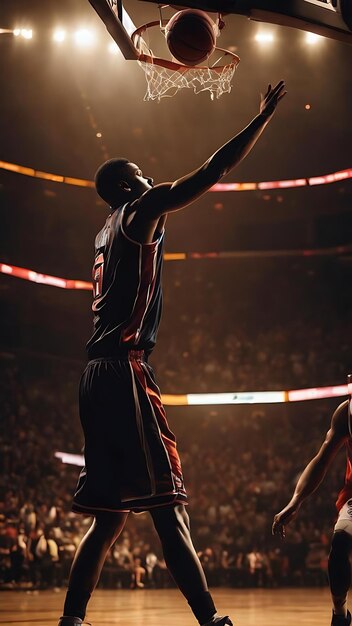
266;86;286;108
268;81;285;100
277;91;287;102
274;523;285;539
264;84;271;100
272;519;280;535
272;79;285;93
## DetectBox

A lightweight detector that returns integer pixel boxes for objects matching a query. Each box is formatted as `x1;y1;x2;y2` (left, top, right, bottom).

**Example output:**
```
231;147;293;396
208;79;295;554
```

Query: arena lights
52;381;348;418
254;32;274;44
0;263;92;290
13;28;33;39
0;160;351;192
1;245;352;289
305;31;323;44
165;385;349;405
55;452;84;467
53;29;66;43
74;29;96;47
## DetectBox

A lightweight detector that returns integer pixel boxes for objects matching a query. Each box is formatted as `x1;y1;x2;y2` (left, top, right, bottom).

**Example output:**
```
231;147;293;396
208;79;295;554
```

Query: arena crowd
0;351;347;591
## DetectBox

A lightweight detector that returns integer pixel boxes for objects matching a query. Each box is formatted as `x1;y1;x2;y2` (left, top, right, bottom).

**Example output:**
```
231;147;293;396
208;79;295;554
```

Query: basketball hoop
131;20;240;102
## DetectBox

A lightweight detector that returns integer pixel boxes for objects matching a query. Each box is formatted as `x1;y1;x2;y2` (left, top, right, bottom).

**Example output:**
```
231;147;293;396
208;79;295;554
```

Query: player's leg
150;504;231;626
60;510;128;625
328;530;352;625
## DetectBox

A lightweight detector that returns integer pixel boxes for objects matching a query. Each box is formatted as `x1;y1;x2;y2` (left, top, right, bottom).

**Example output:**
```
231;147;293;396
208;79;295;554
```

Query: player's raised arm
272;400;349;539
136;80;286;217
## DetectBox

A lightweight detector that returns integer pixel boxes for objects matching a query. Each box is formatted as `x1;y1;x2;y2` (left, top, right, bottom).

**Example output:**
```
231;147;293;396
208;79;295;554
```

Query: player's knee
176;504;191;532
93;511;126;544
152;504;190;538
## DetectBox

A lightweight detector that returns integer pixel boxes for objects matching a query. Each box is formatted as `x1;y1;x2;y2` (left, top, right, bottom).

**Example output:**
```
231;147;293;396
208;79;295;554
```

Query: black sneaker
331;610;352;626
212;617;233;626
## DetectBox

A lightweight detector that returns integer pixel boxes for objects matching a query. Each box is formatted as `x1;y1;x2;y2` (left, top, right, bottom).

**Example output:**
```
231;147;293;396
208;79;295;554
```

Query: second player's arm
272;401;349;537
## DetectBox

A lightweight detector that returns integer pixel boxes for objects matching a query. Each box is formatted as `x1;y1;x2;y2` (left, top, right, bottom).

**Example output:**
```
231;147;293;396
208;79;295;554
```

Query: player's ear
119;180;132;193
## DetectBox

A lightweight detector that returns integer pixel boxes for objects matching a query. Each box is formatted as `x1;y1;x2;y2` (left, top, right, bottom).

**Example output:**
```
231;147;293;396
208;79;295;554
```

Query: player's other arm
132;81;286;222
272;400;349;538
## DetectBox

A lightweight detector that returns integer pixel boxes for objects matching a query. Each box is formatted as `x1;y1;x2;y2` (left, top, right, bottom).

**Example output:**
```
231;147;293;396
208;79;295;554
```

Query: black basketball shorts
72;351;187;514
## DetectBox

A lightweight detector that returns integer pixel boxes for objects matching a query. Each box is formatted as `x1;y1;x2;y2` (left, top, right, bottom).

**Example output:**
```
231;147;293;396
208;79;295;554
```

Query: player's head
95;158;154;208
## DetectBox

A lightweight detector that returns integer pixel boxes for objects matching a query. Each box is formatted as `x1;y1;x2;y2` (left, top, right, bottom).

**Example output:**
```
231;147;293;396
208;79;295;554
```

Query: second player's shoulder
331;399;350;436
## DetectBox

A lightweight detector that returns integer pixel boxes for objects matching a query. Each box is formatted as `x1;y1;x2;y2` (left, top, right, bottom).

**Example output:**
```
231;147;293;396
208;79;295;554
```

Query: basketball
165;9;217;66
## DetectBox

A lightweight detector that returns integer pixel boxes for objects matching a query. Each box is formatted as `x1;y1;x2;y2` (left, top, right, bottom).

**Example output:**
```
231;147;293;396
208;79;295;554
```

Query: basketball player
273;398;352;626
59;80;286;626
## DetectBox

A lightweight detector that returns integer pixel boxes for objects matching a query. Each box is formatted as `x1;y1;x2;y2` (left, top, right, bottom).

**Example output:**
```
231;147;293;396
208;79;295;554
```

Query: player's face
125;162;154;197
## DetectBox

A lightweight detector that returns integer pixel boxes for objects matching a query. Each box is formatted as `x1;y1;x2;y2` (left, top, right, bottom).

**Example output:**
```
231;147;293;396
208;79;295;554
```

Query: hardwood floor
0;587;335;626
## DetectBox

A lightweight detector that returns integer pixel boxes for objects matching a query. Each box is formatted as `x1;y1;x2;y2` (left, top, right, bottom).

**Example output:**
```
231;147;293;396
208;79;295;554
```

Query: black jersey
86;204;164;359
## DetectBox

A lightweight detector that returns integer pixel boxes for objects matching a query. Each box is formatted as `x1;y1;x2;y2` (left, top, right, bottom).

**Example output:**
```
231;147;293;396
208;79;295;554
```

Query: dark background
0;0;351;367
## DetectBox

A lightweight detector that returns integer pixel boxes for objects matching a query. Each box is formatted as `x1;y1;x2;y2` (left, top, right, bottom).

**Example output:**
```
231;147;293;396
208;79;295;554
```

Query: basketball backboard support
87;0;140;59
87;0;352;57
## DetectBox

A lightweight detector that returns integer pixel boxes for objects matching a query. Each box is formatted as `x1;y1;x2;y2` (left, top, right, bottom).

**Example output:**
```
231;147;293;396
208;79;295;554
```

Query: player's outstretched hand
272;501;300;539
260;80;287;119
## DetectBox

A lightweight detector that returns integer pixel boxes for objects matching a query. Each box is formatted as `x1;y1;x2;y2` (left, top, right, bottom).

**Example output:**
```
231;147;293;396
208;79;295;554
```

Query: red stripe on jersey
121;243;159;345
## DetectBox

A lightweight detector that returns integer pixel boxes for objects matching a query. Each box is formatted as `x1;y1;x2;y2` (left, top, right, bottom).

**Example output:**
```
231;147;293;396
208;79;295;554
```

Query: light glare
74;29;95;47
13;28;33;39
108;41;120;55
53;29;66;43
255;32;274;43
305;32;322;44
21;29;33;39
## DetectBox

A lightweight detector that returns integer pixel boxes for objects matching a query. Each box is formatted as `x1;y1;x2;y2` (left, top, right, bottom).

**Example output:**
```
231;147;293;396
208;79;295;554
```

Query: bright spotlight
305;32;322;44
74;29;95;47
255;32;274;44
21;29;33;39
53;29;66;43
108;41;120;55
13;28;33;39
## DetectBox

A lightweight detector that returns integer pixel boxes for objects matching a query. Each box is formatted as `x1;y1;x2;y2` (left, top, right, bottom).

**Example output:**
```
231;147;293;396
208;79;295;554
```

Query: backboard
144;0;352;44
87;0;352;59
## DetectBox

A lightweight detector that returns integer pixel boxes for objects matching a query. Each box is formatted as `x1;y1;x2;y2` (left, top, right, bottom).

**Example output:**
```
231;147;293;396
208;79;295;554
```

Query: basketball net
132;21;240;102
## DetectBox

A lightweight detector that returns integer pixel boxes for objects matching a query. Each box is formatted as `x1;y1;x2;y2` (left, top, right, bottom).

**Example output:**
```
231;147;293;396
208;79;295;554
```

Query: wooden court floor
0;587;336;626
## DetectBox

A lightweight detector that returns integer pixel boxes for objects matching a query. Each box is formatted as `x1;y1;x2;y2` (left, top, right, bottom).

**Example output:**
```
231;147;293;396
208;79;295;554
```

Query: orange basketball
165;9;217;67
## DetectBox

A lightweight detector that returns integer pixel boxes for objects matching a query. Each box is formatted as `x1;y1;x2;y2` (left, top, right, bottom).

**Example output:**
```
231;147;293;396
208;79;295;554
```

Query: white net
138;55;238;102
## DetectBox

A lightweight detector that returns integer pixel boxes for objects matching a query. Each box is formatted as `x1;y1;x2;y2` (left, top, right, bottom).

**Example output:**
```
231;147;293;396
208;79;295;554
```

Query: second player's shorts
334;499;352;536
72;350;187;514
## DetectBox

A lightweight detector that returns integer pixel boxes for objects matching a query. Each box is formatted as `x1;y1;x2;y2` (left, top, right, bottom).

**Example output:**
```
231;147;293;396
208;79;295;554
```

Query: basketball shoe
331;610;352;626
58;617;91;626
203;616;233;626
